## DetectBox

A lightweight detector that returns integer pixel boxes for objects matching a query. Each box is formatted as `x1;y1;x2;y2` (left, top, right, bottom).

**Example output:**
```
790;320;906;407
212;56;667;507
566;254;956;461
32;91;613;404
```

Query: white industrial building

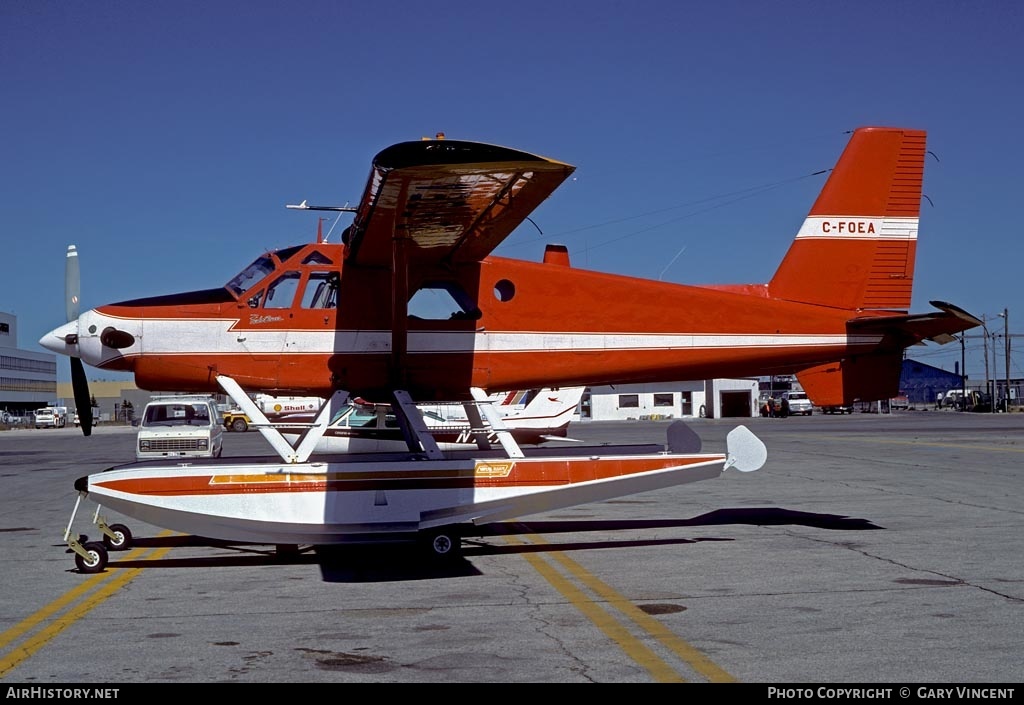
583;378;760;420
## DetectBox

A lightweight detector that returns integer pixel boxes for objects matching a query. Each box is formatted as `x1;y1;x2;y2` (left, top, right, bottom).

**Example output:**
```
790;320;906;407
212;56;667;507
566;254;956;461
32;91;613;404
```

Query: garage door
720;391;751;418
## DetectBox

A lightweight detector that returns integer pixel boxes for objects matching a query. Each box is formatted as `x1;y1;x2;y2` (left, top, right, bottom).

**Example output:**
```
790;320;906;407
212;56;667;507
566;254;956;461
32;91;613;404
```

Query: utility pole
1000;308;1010;410
992;329;998;413
982;315;991;411
960;333;967;410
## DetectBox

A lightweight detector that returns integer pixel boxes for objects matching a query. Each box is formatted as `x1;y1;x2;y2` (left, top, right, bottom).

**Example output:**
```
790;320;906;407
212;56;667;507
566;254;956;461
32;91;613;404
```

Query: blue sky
3;1;1023;385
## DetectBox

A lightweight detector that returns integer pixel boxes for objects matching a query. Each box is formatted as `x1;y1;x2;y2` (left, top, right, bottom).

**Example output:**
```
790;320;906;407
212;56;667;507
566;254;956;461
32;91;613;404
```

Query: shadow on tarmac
57;507;881;582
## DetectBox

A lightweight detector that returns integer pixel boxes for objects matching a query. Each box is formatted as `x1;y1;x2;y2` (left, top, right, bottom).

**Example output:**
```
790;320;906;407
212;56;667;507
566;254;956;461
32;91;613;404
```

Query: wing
343;138;576;269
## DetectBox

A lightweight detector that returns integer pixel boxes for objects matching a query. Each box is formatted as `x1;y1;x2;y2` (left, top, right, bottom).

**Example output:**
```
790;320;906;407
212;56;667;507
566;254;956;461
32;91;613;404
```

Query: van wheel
698;405;706;418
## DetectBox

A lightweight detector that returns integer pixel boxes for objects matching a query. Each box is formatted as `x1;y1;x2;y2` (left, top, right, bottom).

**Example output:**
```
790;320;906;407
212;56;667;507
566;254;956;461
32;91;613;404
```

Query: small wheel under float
74;541;109;574
418;526;463;561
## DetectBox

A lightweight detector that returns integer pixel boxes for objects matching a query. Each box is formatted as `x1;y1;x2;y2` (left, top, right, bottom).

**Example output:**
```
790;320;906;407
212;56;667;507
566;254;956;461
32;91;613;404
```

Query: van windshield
143;404;213;427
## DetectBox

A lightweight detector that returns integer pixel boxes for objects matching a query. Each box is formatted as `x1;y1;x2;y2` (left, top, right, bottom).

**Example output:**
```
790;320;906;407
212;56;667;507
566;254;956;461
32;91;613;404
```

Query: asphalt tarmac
1;411;1021;684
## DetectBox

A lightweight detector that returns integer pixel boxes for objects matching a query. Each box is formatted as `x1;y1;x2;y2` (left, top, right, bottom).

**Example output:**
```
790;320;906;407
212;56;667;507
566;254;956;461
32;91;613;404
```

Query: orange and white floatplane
64;387;766;572
50;126;980;572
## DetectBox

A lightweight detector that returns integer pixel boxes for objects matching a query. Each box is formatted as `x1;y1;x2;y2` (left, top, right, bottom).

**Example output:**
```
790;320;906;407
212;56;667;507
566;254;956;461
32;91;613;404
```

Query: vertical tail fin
768;127;926;312
503;387;585;428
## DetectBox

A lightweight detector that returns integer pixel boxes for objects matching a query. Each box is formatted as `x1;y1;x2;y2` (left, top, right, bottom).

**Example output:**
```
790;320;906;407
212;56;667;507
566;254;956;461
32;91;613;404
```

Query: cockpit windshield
225;256;276;297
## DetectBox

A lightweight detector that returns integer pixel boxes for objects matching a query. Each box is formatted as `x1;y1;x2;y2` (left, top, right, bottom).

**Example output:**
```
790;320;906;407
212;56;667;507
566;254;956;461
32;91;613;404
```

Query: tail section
502;387;585;429
797;301;983;405
769;127;926;312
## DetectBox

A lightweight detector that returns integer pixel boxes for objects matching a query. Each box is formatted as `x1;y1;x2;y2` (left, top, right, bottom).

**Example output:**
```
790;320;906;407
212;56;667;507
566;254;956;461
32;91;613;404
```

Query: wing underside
344;139;576;271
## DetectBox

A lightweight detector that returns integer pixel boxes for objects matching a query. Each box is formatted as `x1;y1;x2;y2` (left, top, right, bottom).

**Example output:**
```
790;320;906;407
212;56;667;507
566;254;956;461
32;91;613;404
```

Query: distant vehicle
822;404;854;415
34;406;68;429
136;395;224;460
890;394;910;410
223;394;323;432
73;407;101;427
784;391;813;416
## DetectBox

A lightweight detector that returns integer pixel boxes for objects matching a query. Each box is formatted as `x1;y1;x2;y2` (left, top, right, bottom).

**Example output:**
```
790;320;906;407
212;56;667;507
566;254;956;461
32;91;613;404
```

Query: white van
136;395;224;460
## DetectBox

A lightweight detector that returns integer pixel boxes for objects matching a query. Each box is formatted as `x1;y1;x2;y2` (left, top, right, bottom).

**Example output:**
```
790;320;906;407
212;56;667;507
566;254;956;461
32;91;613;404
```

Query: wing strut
390;183;411;390
216;375;348;464
471;387;525;458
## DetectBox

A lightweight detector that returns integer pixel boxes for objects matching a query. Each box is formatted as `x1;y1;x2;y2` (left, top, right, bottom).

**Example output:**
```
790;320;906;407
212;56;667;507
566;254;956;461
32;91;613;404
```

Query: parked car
822;404;854;414
784;391;813;416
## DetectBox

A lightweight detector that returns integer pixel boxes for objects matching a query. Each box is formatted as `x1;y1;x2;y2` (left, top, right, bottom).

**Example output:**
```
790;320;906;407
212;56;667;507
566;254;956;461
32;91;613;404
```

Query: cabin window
408;281;481;321
618;394;639;408
301;272;340;309
301;250;334;265
264;272;301;309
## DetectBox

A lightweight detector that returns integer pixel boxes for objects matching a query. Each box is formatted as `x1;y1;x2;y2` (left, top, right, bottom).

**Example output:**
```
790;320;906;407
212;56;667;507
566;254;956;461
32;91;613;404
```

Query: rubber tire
420;527;462;561
231;418;248;433
75;542;108;574
103;523;133;551
698;405;706;418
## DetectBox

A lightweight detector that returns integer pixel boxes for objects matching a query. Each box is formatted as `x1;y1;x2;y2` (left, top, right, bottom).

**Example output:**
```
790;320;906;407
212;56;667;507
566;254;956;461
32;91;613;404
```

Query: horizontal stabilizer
797;302;980;406
847;300;982;346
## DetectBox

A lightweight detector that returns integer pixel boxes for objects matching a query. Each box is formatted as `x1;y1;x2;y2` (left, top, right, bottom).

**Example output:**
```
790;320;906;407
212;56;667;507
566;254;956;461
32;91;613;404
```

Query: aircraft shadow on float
42;127;970;573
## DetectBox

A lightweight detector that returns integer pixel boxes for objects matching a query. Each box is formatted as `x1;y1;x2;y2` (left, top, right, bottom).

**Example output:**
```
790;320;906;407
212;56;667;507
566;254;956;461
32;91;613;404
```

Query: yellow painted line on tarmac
542;543;737;683
506;534;686;683
508;532;737;682
0;539;174;678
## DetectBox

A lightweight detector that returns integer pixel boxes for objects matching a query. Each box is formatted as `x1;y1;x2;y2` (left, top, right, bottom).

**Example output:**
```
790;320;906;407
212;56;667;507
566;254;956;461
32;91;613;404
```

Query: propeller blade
64;244;92;437
65;245;80;323
70;357;93;437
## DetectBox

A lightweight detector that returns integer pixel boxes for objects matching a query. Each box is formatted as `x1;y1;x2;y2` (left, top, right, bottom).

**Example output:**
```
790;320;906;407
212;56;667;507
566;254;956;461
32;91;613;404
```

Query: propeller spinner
65;245;93;437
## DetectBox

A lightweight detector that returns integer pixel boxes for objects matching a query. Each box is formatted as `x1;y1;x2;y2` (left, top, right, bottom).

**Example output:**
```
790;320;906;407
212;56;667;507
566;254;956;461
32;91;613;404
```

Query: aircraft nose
39;320;79;357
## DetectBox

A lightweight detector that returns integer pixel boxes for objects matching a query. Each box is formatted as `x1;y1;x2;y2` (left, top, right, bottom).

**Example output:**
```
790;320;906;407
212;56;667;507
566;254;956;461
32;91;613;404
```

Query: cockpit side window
300;271;340;309
247;289;265;308
264;271;302;309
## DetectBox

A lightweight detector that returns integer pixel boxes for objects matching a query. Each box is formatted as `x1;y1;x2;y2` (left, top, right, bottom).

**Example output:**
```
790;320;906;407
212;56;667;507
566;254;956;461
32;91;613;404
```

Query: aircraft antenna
658;245;687;280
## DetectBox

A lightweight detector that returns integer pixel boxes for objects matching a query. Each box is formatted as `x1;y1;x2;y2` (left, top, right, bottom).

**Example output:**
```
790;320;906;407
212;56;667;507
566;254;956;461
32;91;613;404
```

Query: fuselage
41;241;892;401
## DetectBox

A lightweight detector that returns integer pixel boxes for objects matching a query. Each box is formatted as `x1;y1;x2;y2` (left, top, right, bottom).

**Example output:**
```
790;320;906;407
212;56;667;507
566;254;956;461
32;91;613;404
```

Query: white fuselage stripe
80;311;881;364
